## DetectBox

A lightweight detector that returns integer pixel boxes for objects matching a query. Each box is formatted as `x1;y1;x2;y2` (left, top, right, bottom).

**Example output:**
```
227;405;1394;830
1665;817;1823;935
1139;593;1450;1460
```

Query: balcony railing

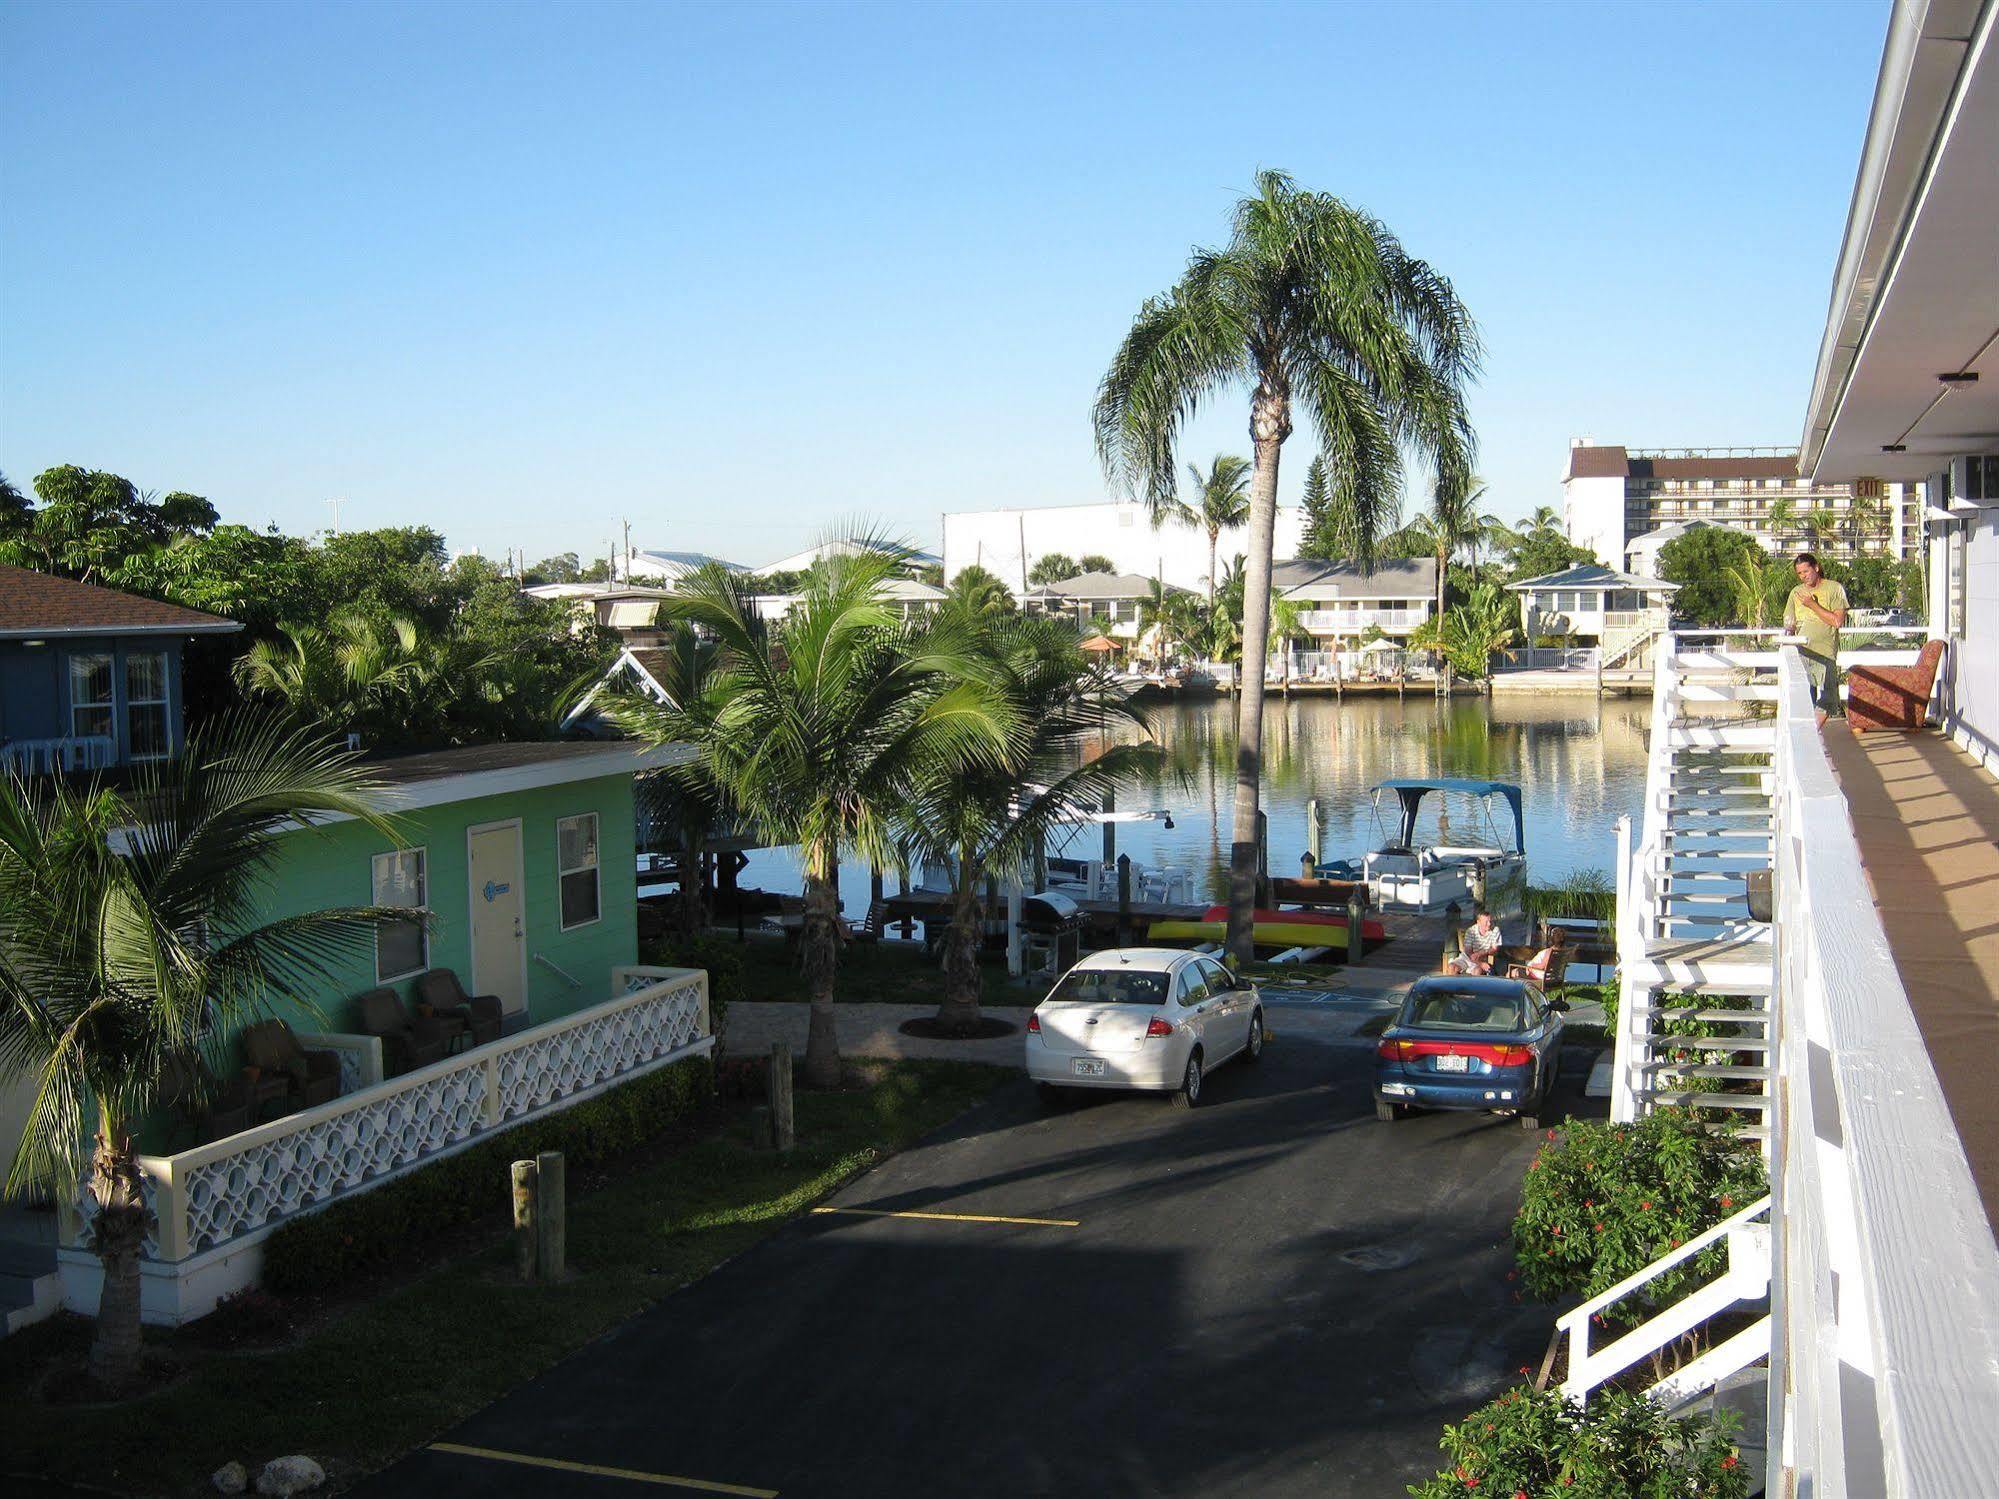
1296;608;1421;633
0;735;115;774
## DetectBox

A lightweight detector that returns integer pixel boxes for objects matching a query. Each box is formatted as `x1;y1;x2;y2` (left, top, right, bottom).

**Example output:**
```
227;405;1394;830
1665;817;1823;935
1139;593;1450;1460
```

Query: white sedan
1025;948;1264;1107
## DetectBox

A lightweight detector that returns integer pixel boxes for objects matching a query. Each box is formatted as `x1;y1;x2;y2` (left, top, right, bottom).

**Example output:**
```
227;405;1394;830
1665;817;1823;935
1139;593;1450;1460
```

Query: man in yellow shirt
1783;551;1849;727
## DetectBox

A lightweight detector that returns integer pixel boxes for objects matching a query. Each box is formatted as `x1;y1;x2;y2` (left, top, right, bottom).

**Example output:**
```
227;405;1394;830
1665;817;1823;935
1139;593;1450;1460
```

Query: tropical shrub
1525;867;1614;927
1513;1113;1766;1326
641;934;745;1036
1407;1383;1748;1498
262;1054;710;1295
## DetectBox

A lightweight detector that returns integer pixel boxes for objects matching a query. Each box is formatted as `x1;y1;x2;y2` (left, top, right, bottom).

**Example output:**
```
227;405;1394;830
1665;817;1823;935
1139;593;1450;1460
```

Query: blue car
1373;975;1568;1128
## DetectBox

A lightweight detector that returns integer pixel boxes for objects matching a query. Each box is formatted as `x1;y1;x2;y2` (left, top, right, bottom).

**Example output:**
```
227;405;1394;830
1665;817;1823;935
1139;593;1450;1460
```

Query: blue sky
1;0;1887;569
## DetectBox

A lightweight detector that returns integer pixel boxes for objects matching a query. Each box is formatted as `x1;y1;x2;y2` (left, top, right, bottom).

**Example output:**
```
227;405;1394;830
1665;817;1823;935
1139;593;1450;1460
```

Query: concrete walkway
1825;722;1999;1227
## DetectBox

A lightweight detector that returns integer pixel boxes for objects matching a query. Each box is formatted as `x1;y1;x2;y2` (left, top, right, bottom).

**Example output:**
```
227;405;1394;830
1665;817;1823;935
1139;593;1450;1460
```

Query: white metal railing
1495;646;1599;672
67;967;711;1264
1558;1195;1772;1406
1296;607;1420;633
1765;645;1999;1496
0;735;116;774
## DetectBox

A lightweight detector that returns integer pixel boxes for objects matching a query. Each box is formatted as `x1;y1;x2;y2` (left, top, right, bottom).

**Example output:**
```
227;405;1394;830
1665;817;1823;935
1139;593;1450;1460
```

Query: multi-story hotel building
1562;441;1922;573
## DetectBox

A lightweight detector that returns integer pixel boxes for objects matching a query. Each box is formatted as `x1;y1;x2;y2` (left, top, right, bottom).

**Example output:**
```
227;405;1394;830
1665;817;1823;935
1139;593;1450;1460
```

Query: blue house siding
0;635;189;765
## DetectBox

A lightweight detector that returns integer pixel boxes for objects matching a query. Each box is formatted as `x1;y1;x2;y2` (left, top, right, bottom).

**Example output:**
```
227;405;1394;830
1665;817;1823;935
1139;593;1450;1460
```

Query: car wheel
1173;1049;1204;1109
1242;1009;1264;1063
1036;1083;1068;1109
1374;1099;1402;1123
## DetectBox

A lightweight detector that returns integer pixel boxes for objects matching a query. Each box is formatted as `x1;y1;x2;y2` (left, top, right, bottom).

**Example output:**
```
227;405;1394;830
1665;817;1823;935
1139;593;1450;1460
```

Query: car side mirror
1548;997;1570;1013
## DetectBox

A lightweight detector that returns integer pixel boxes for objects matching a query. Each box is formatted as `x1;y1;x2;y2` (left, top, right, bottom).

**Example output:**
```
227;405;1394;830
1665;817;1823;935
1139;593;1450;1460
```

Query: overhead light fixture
1938;372;1980;384
1882;444;1907;453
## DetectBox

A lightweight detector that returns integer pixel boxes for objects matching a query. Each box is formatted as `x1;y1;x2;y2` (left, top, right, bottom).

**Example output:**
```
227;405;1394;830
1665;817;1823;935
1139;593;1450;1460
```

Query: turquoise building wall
245;771;640;1035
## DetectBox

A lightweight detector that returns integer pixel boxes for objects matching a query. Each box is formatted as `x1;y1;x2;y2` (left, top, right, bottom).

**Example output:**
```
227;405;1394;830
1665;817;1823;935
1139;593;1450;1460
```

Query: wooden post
511;1159;538;1282
1116;854;1132;948
535;1151;565;1280
1346;889;1365;965
769;1041;795;1153
1032;829;1047;894
1101;787;1116;872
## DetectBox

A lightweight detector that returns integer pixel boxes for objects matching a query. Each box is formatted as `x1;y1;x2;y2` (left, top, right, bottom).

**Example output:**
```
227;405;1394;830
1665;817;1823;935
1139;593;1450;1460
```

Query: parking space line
809;1206;1079;1228
428;1442;779;1496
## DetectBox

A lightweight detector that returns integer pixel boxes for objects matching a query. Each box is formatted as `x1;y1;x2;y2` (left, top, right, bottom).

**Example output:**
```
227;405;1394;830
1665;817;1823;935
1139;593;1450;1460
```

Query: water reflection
740;695;1652;912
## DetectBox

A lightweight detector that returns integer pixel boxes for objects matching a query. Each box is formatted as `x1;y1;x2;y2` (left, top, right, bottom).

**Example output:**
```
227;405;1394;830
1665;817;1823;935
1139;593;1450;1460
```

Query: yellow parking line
809;1206;1079;1228
428;1442;778;1496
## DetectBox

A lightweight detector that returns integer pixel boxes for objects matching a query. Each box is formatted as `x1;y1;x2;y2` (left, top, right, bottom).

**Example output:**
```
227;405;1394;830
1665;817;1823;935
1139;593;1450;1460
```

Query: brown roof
0;564;240;639
1564;446;1806;484
1565;444;1631;480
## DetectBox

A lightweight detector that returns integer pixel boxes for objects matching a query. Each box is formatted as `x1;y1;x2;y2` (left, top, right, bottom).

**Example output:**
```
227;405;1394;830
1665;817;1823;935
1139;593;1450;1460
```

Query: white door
468;821;527;1016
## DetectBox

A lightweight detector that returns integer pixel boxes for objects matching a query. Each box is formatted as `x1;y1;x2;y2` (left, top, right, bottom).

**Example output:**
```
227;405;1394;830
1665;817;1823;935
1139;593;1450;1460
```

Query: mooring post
1346;889;1365;965
535;1151;565;1280
1116;854;1132;947
769;1041;796;1153
511;1159;538;1282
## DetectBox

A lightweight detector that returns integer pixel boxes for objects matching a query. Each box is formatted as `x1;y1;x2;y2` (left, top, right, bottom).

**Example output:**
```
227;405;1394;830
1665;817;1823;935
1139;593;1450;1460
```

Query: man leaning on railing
1783;551;1847;729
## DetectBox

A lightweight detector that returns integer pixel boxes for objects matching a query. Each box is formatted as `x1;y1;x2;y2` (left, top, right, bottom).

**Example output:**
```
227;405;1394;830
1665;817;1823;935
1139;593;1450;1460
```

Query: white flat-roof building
621;550;748;585
942;501;1307;595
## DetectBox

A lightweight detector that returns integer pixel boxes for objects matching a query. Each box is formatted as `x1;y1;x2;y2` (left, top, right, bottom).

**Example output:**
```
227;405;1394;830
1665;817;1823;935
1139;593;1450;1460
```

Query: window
125;652;170;760
68;654;113;741
558;813;601;929
1176;965;1211;1006
372;849;428;981
1196;957;1234;993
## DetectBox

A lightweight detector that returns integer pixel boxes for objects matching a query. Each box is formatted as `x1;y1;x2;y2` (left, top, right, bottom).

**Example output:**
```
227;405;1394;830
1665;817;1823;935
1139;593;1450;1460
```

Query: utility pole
1019;514;1029;598
621;517;633;583
327;497;345;535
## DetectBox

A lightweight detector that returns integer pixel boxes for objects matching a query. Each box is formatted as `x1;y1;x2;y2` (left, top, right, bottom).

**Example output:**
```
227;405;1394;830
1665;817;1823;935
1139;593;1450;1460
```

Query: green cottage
30;739;714;1329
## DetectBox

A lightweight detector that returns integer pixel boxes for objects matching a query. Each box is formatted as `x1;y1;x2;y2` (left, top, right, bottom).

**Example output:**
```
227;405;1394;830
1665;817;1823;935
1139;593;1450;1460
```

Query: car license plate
1071;1058;1106;1077
1436;1053;1471;1073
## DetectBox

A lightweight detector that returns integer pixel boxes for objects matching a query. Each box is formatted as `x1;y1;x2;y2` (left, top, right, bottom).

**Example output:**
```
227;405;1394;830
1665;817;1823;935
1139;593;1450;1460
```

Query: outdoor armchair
355;986;452;1074
241;1020;341;1114
159;1051;257;1147
414;968;505;1047
1846;639;1946;732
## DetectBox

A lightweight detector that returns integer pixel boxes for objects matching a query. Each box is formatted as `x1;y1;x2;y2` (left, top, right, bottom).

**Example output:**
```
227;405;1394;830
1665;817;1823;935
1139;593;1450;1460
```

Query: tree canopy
1658;528;1771;627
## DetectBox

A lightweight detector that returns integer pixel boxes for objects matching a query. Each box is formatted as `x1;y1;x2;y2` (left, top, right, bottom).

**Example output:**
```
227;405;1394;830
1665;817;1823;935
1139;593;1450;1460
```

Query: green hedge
640;936;744;1035
262;1053;712;1295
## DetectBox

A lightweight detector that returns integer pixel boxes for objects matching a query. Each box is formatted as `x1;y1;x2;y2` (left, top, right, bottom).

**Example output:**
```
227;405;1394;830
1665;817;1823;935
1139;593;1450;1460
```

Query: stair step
1640;1061;1775;1081
1661;893;1751;904
1641;1002;1774;1017
1644;1089;1774;1112
1665;807;1772;819
1643;1035;1774;1052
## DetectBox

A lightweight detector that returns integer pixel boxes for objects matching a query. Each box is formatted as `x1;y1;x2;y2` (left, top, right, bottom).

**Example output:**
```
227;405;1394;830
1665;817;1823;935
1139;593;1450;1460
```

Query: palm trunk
934;862;985;1034
672;837;706;941
1227;383;1289;963
1435;544;1448;673
1207;531;1219;616
87;1112;150;1390
801;842;843;1088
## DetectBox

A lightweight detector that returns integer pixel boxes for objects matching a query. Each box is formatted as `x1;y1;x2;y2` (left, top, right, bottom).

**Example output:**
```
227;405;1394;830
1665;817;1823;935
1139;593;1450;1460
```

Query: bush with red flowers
1406;1383;1748;1498
1511;1111;1765;1326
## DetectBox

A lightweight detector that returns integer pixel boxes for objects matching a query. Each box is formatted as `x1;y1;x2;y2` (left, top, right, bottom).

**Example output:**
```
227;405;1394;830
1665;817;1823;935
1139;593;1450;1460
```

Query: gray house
0;564;240;773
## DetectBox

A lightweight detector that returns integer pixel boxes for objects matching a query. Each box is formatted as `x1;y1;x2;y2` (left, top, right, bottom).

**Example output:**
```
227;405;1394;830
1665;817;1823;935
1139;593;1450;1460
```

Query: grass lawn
0;1060;1009;1497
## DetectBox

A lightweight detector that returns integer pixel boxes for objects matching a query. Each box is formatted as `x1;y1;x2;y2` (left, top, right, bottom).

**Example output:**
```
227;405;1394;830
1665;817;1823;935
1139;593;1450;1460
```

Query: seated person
1448;905;1505;975
1507;946;1556;983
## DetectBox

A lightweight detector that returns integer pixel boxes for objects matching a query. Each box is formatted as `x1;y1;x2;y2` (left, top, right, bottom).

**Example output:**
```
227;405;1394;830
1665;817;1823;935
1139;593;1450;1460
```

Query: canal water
736;693;1652;915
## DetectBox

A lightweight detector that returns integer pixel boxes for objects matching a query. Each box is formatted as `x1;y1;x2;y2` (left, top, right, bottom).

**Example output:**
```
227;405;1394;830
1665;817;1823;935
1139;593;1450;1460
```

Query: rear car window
1046;969;1169;1005
1400;988;1528;1032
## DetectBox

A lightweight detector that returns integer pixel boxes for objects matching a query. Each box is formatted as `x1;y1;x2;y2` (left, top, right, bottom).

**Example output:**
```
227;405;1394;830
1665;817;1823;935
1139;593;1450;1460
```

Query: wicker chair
414;968;505;1047
355;986;452;1075
1846;639;1946;732
242;1020;341;1115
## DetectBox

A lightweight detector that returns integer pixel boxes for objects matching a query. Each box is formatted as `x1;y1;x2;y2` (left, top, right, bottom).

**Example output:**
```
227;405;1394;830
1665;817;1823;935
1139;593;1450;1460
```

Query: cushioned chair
355;986;452;1075
242;1020;341;1115
1846;639;1946;732
159;1052;257;1146
414;968;505;1047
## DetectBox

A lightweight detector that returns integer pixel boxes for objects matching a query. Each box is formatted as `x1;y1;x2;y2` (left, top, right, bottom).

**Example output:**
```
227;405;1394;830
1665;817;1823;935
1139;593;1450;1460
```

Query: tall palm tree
941;564;1016;621
1095;171;1477;959
234;610;424;734
901;619;1159;1033
1805;506;1840;552
1765;496;1797;546
619;554;1011;1086
630;626;726;940
1414;471;1489;620
0;718;400;1389
1267;597;1307;688
1169;454;1252;608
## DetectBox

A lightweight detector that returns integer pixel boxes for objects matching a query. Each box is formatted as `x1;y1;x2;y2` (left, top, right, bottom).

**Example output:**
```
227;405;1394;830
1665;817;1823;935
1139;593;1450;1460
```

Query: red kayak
1198;905;1389;943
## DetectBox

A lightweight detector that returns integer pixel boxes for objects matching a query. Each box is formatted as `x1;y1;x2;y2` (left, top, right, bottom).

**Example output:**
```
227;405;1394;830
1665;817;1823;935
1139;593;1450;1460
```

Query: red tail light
1378;1039;1532;1067
1145;1016;1176;1038
1026;1012;1041;1034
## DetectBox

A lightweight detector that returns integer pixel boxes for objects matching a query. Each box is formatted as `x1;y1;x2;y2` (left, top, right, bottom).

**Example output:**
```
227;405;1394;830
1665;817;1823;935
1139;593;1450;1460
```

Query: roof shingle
0;565;240;639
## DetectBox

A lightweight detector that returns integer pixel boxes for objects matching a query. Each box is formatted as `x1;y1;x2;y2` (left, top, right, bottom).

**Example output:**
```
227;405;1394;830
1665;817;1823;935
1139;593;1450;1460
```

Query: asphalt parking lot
361;1027;1593;1498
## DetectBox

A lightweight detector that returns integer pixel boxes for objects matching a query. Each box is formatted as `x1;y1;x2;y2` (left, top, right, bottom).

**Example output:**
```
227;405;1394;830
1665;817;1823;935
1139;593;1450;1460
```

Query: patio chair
414;968;505;1047
1846;639;1946;732
242;1020;342;1115
355;986;453;1075
159;1051;258;1147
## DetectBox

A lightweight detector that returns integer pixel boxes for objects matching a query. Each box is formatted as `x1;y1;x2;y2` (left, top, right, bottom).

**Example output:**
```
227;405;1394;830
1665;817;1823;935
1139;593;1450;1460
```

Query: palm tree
234;610;424;734
1765;496;1797;547
1029;553;1079;587
901;619;1158;1033
0;717;400;1389
619;555;1011;1086
1410;582;1515;685
630;626;725;939
1169;454;1252;608
1805;506;1840;552
1267;596;1307;687
1095;171;1477;959
1135;577;1190;665
1723;557;1789;630
1413;471;1489;621
942;564;1016;621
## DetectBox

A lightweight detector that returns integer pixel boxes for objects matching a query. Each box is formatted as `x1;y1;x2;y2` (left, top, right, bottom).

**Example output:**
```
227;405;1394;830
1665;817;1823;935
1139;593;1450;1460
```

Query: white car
1025;948;1264;1107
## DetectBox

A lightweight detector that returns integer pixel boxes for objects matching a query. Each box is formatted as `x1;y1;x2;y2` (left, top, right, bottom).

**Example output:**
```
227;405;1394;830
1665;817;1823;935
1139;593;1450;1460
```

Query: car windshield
1399;986;1529;1033
1045;969;1169;1006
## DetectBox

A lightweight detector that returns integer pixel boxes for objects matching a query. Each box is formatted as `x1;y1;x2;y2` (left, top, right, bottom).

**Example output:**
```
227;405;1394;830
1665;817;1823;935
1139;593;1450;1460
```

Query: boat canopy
1373;778;1524;854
